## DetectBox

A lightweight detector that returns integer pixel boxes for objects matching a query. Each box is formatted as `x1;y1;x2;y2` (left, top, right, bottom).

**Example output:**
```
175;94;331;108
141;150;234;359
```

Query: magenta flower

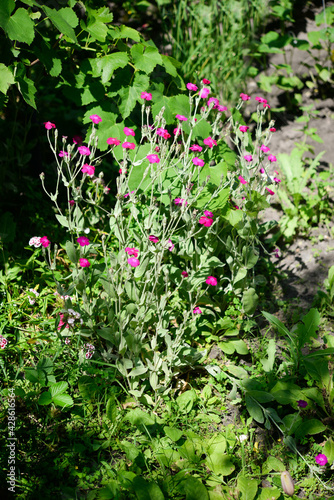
268;154;277;162
147;154;160;164
90;114;102;124
44;121;56;130
73;135;83;145
199;216;213;227
255;96;267;104
157;127;169;138
78;146;91;156
167;239;174;251
270;127;276;132
140;91;152;100
202;78;211;84
239;125;249;133
125;247;139;257
122;142;136;149
260;145;270;153
203;136;217;148
208;97;219;107
238;175;248;185
266;188;275;195
107;137;121;146
59;151;70;158
273;177;281;183
190;144;203;152
79;258;91;268
260;168;265;174
199;87;210;98
124;191;135;198
69;200;75;206
216;105;227;112
81;164;95;177
174;198;188;206
193;157;205;167
240;93;250;101
244;155;253;162
149;235;159;243
176;114;188;121
77;236;90;246
124;127;135;137
206;276;217;286
187;83;198;91
297;400;308;408
204;210;213;217
193;307;202;314
181;271;189;277
40;236;50;248
315;454;328;466
263;103;270;109
128;257;140;267
173;128;181;136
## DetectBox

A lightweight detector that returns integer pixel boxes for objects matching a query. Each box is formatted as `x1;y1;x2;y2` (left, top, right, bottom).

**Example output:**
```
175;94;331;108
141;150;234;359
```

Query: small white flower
238;434;248;443
84;228;90;234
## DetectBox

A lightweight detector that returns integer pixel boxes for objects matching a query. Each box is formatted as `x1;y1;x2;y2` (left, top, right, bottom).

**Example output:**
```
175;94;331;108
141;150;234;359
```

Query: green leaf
242;288;259;315
0;63;14;94
298;308;320;348
42;6;77;43
324;438;334;464
38;391;52;405
262;456;286;474
164;426;183;442
65;240;78;263
131;44;162;73
112;25;141;42
237;475;258;500
90;53;129;84
161;54;179;76
55;214;69;228
245;394;264;423
294;419;326;440
106;396;117;424
176;390;197;413
0;0;15;27
132;476;165;500
118;72;150;119
245;390;275;403
182;477;209;500
16;74;37;109
97;327;115;343
4;7;35;44
260;338;276;372
50;381;68;398
52;393;74;408
58;7;79;28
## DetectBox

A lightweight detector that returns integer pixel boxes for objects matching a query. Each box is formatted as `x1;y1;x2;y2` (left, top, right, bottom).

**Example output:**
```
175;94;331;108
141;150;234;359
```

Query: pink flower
203;136;217;148
156;127;169;138
181;271;189;277
315;454;328;466
199;216;213;227
266;188;275;195
40;236;50;248
149;235;159;243
155;146;160;152
69;200;75;206
270;127;276;132
44;121;56;130
235;205;240;210
85;351;93;359
73;135;83;145
64;337;70;345
216;105;227;112
202;78;211;84
273;177;281;183
79;258;91;268
260;167;265;174
263;103;270;109
255;96;267;104
190;144;203;152
128;257;140;267
124;191;135;198
107;137;121;146
77;236;90;246
238;176;248;185
173;128;181;136
104;186;110;194
124;127;135;136
29;236;41;248
204;210;213;217
268;154;277;162
199;87;210;98
239;125;249;133
90;114;102;124
206;276;217;286
187;83;198;91
244;155;253;162
125;247;139;257
174;198;188;206
78;146;91;156
122;142;136;149
240;93;250;101
147;154;160;163
0;335;8;349
81;164;95;177
192;157;205;167
193;307;202;314
260;145;270;153
176;114;188;121
59;151;70;158
273;248;281;259
208;97;219;107
140;91;152;101
167;239;174;251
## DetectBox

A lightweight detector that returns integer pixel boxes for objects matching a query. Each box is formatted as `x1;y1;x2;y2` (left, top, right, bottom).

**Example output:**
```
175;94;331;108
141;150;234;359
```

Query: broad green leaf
164;426;183;442
38;391;52;405
262;311;293;342
242;288;259;315
58;7;79;28
126;408;156;428
161;54;179;76
237;475;258;500
176;390;197;413
246;390;275;403
131;44;162;73
90;53;129;84
112;25;141;42
97;327;115;343
16;74;37;109
65;240;78;263
262;455;286;474
205;452;235;476
324;438;334;464
42;6;77;43
118;72;150;118
260;338;276;372
294;419;326;440
0;0;15;27
78;375;98;400
226;365;248;379
24;368;39;384
55;214;69;228
4;7;35;44
50;381;68;398
182;477;209;500
52;393;74;407
132;476;165;500
257;487;281;500
0;64;14;94
245;394;264;423
298;308;320;348
106;396;117;424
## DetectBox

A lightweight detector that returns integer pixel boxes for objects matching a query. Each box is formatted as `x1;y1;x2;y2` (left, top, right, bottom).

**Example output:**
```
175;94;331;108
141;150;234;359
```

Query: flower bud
281;471;294;496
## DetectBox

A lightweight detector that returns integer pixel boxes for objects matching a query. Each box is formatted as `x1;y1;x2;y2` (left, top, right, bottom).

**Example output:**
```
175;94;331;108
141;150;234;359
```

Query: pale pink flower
181;271;189;277
174;198;187;206
90;114;102;124
193;307;202;314
124;127;135;136
0;335;8;349
268;154;277;162
190;144;203;152
204;210;213;217
244;155;253;162
208;97;219;107
238;176;248;185
104;186;110;194
202;78;211;84
266;188;275;195
199;216;213;227
147;154;160;163
270;127;276;132
176;114;188;121
199;87;210;98
128;257;140;267
122;142;136;149
315;454;328;466
79;258;91;267
85;351;93;359
240;93;250;101
206;276;217;286
203;136;217;148
125;247;139;257
187;83;198;91
29;237;42;248
77;236;90;246
78;146;91;156
192;157;205;167
140;91;152;100
44;121;56;130
260;145;270;153
81;164;95;177
40;236;50;248
64;338;70;345
149;235;159;243
107;137;121;146
59;151;70;158
239;125;249;133
216;105;227;112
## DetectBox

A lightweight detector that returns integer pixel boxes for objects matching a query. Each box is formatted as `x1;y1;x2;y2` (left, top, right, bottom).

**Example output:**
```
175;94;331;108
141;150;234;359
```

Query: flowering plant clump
40;81;280;400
